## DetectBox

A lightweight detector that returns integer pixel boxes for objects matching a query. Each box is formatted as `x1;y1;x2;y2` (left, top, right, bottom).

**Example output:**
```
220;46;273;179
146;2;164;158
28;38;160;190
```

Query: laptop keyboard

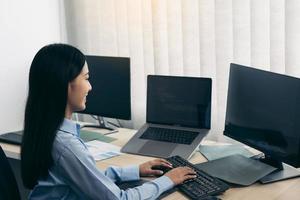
139;127;199;145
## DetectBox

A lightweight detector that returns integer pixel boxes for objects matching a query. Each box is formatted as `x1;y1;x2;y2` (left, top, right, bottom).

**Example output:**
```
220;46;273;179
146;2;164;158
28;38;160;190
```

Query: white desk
1;128;300;199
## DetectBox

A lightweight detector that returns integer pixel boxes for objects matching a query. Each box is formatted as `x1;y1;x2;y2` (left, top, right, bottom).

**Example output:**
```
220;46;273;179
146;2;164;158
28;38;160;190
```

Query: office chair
0;145;21;200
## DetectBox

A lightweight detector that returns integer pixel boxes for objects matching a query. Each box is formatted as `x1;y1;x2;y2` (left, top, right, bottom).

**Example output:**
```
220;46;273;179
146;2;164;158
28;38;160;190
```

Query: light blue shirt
29;119;174;200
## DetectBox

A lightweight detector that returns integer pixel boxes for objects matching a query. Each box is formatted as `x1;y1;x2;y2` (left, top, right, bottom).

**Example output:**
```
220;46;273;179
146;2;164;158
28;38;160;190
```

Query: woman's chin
80;105;86;111
74;105;86;112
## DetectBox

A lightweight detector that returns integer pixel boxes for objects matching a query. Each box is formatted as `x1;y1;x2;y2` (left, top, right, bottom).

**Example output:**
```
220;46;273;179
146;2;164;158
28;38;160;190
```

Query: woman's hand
164;167;197;185
139;158;173;177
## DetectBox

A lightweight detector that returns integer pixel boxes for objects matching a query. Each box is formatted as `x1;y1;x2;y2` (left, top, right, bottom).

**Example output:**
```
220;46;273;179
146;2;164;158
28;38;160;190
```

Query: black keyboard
139;127;199;145
166;156;229;199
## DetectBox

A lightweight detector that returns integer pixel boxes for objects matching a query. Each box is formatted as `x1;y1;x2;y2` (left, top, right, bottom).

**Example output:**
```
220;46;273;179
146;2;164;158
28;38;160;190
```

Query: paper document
85;140;122;161
199;144;254;161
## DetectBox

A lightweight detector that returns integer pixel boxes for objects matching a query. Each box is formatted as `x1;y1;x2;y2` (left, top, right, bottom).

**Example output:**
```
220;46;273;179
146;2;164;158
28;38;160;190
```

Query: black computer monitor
79;55;131;130
224;63;300;182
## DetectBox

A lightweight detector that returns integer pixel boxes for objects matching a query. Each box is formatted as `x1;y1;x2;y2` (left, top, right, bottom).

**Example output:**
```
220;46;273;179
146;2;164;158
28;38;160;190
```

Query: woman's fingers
181;166;197;175
151;158;173;168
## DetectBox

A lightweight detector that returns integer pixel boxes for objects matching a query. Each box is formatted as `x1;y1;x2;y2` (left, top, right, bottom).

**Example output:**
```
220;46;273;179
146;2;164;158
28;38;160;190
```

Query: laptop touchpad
138;141;176;158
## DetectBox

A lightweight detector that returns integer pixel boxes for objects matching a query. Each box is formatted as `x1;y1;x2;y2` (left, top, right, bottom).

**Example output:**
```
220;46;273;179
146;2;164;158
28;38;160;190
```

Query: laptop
0;131;23;145
121;75;212;159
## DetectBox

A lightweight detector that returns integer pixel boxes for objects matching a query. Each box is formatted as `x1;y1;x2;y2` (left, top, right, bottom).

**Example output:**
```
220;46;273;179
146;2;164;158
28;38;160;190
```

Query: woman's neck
65;105;73;119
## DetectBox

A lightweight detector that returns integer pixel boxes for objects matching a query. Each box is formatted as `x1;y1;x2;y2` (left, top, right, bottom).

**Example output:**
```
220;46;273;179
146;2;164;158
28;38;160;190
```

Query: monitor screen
79;55;131;120
146;75;212;129
224;63;300;167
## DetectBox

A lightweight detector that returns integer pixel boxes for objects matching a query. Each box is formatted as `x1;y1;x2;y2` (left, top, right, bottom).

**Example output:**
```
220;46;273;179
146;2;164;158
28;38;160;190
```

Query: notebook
121;75;212;159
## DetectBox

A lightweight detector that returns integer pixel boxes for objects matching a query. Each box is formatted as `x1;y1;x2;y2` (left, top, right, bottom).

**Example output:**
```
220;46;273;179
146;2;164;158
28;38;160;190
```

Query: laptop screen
146;75;212;129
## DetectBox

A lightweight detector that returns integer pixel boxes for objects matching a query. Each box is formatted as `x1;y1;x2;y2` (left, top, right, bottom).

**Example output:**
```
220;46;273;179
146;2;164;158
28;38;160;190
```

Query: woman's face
67;62;92;113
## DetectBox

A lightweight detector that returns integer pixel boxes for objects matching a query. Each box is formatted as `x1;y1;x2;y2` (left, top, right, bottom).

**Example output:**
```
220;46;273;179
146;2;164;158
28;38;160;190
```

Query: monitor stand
258;156;300;184
81;116;118;134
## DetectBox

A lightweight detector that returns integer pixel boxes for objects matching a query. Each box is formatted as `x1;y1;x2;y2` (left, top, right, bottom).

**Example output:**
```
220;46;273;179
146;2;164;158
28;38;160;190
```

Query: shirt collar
59;118;81;136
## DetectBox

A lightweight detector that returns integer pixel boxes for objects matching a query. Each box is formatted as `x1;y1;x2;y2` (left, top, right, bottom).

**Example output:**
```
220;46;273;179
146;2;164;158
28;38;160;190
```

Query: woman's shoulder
52;130;87;162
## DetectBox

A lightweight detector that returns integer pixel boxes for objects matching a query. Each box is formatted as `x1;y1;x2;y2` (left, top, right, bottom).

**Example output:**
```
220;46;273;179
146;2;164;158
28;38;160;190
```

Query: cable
89;115;120;128
107;121;120;128
117;119;123;128
91;115;98;120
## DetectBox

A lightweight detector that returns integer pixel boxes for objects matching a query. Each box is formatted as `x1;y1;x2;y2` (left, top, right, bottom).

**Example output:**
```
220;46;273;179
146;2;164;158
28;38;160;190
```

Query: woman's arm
58;140;174;200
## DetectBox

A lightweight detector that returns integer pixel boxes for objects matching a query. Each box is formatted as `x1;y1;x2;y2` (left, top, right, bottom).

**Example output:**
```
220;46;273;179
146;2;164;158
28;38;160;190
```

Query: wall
0;0;62;133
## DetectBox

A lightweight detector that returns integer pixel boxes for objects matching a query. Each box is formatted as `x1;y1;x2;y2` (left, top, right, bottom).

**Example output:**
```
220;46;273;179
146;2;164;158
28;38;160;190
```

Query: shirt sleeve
57;138;174;200
104;165;140;182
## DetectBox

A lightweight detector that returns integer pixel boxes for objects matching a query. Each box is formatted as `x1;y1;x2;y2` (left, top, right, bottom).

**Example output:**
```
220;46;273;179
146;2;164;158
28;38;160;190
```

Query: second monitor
224;63;300;183
78;55;131;130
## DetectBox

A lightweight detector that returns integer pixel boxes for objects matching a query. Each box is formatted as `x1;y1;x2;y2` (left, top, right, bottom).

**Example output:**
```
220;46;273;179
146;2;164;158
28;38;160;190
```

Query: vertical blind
62;0;300;139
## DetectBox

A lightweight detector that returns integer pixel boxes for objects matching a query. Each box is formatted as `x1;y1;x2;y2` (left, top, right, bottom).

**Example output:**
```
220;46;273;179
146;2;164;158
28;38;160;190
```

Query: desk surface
1;128;300;200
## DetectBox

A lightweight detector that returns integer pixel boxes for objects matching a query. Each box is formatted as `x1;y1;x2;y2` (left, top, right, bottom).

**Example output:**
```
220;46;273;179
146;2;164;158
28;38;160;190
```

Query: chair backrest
0;145;21;200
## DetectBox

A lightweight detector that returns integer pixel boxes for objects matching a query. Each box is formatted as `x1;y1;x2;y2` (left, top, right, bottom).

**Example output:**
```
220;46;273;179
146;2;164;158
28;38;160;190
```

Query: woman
21;44;196;200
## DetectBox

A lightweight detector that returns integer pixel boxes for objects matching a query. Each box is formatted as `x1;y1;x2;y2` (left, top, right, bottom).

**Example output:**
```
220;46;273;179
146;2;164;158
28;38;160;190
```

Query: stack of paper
85;140;122;161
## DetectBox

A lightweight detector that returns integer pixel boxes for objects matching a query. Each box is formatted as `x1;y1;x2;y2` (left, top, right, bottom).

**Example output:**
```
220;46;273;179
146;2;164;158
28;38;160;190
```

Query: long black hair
21;44;86;189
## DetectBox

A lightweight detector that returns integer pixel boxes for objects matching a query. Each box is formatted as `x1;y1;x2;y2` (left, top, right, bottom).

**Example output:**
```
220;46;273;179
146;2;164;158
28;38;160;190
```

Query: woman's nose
88;82;92;91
